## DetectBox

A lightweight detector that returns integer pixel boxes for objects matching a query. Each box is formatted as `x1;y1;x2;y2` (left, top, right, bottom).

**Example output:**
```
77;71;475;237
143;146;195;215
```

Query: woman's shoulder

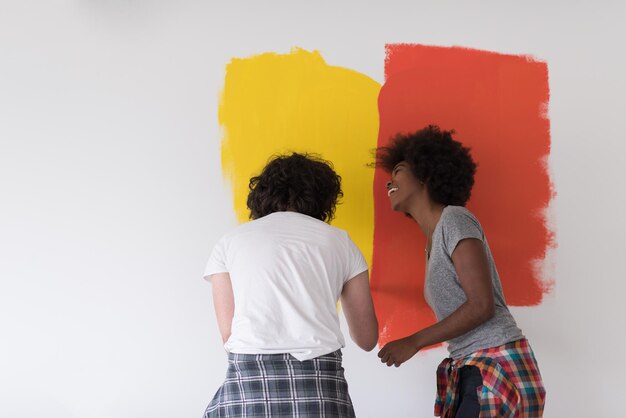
441;205;482;231
231;212;348;239
443;205;477;220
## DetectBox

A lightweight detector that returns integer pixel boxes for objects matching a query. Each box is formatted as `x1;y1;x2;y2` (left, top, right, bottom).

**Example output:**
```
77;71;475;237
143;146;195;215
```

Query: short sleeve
441;208;484;256
203;237;229;281
344;233;368;283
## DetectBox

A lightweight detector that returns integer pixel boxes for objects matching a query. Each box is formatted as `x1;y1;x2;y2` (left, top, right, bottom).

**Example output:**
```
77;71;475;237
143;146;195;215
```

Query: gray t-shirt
425;206;524;359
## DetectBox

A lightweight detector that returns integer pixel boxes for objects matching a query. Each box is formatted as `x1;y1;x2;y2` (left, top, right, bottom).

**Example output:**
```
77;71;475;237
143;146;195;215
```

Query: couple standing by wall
203;126;546;418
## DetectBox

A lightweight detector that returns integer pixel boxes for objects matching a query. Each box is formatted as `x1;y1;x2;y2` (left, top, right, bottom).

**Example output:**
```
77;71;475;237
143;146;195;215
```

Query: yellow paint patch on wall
219;48;381;265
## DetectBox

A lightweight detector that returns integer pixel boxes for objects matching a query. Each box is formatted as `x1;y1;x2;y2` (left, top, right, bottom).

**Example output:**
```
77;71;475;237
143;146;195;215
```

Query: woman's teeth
387;187;399;197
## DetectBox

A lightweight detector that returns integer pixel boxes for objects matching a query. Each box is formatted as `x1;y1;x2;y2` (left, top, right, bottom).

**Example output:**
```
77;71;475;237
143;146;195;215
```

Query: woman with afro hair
203;152;378;418
375;126;545;417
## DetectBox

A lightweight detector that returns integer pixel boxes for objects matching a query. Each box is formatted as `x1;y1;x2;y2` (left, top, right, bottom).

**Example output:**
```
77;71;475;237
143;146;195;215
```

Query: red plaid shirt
435;339;546;417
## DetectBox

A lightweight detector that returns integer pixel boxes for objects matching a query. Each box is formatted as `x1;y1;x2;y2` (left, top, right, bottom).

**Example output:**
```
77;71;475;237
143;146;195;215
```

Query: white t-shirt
204;211;368;361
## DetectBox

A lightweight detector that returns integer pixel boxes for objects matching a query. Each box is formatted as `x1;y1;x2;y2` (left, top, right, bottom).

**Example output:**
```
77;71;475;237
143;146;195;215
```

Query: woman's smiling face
386;161;424;212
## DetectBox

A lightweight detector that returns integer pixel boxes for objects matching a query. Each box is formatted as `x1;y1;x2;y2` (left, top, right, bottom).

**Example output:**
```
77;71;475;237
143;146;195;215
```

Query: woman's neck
409;201;446;240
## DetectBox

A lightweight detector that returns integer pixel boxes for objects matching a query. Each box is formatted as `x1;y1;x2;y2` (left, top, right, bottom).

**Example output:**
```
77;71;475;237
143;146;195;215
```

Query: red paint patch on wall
371;44;553;346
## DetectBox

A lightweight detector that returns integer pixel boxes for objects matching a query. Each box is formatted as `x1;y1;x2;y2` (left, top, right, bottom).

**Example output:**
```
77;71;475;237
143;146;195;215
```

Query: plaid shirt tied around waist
435;338;545;418
205;350;355;418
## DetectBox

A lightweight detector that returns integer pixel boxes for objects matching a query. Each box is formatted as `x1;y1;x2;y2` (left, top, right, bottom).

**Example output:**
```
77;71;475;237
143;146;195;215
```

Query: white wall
1;1;625;417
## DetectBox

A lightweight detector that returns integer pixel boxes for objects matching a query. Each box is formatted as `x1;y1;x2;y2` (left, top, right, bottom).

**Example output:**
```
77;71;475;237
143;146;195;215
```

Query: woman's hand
378;335;421;367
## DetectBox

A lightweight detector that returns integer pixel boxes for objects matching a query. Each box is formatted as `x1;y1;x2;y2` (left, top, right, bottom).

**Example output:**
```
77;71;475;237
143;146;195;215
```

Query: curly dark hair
375;125;477;206
247;153;343;222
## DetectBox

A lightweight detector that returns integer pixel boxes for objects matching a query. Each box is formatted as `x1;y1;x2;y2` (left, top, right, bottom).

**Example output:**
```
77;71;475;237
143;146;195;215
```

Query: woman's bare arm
378;238;494;366
210;272;235;344
341;270;379;351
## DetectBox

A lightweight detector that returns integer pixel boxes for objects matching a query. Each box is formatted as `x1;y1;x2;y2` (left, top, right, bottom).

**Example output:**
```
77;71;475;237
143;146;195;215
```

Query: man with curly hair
203;153;378;418
375;126;546;417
